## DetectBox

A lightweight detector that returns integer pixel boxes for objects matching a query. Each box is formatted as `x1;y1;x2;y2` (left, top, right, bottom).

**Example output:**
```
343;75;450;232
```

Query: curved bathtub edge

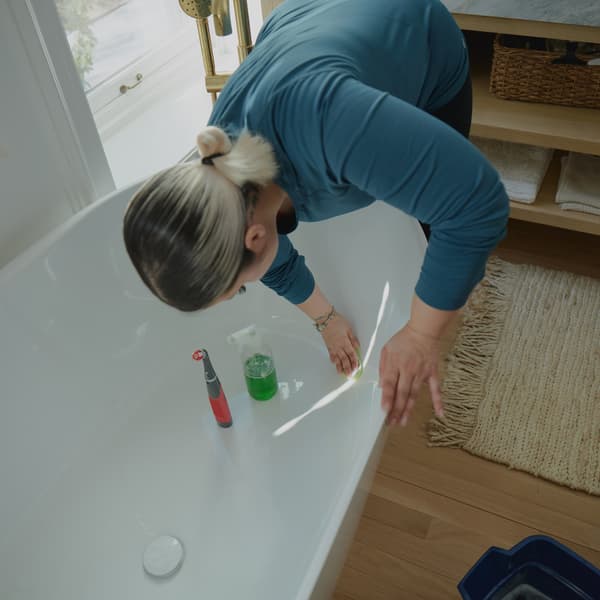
299;415;388;600
0;180;143;284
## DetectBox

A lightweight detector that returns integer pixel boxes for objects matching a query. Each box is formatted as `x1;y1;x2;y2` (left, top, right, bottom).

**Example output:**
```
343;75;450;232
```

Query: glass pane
56;0;189;92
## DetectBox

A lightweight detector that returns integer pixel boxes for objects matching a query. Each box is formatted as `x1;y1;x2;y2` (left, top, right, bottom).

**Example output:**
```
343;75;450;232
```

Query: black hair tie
201;153;224;166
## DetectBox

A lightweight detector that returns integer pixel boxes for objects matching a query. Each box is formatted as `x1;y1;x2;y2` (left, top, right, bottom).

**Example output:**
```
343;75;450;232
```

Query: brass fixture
212;0;232;36
178;0;253;102
119;73;143;94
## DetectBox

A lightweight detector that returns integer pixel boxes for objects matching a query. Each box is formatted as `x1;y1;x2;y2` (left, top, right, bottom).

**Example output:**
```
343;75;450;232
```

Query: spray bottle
227;325;278;401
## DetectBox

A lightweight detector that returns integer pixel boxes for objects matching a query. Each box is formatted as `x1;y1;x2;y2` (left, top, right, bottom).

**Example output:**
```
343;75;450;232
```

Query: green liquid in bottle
244;353;278;401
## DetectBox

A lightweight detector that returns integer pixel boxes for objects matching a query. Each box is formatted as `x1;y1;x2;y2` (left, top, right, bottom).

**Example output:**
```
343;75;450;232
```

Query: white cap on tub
143;535;185;579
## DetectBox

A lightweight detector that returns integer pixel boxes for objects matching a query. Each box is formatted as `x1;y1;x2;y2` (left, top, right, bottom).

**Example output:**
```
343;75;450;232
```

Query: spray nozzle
227;324;257;347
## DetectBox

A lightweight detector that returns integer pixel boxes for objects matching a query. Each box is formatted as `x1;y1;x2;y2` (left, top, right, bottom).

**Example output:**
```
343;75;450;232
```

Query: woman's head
123;126;278;311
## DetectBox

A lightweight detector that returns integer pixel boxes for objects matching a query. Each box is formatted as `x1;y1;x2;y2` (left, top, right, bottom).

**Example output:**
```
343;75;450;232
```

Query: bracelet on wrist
314;305;337;332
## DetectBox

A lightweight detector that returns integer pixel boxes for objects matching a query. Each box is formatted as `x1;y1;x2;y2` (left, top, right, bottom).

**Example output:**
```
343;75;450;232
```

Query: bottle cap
227;324;257;346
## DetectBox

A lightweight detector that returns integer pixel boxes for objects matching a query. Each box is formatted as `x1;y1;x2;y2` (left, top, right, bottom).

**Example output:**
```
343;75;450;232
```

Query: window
56;0;197;113
53;0;265;187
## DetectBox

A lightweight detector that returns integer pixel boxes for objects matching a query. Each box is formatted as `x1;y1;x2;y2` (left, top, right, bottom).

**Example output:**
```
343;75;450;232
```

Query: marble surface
441;0;600;28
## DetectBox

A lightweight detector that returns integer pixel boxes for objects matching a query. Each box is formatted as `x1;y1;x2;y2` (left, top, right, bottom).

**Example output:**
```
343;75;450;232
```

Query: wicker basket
490;35;600;109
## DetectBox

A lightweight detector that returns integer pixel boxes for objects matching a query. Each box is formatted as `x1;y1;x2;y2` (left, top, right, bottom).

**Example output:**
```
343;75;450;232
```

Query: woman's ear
244;224;268;254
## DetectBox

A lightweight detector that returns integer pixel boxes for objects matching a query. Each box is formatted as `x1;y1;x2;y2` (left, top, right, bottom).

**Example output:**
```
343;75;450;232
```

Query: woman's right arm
260;233;315;304
260;234;360;375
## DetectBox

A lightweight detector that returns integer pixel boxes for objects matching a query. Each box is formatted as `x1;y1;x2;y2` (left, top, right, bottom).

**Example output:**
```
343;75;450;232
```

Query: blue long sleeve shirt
208;0;509;310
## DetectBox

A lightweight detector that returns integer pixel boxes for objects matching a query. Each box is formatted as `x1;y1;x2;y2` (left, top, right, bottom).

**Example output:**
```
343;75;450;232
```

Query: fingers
330;351;343;375
379;347;387;384
429;374;444;417
380;370;398;416
399;377;423;426
330;345;359;376
400;397;416;427
345;331;360;372
339;351;352;375
332;356;341;374
341;338;357;372
387;374;412;426
386;375;441;427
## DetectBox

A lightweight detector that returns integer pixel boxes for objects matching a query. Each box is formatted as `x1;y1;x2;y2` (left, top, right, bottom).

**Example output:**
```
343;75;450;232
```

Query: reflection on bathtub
278;381;290;400
112;321;149;360
44;257;57;282
273;282;390;437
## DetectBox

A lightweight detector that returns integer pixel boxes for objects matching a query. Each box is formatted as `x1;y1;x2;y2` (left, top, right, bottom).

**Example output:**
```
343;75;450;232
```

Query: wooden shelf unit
471;59;600;156
508;153;600;235
460;23;600;236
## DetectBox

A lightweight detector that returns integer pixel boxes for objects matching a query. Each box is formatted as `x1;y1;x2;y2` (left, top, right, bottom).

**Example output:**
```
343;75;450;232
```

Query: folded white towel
558;202;600;216
556;153;600;215
472;137;554;204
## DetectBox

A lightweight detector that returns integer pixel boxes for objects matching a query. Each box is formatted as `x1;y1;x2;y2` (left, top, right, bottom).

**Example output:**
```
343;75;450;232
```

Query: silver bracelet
314;306;337;332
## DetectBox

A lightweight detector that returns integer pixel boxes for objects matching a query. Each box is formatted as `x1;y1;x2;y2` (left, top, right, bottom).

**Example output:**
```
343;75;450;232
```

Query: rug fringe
427;258;516;447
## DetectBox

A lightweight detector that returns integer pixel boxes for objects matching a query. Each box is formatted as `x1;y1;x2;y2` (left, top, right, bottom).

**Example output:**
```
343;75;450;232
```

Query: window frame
10;0;115;204
13;0;266;198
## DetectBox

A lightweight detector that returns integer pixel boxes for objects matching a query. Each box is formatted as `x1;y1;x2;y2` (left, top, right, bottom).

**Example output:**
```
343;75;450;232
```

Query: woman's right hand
379;324;443;426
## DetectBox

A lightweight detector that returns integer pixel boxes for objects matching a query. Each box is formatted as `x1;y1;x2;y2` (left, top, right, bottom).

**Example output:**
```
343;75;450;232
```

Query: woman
124;0;509;427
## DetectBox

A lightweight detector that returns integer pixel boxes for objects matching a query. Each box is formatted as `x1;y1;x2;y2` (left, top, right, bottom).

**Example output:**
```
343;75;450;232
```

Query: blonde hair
123;126;278;311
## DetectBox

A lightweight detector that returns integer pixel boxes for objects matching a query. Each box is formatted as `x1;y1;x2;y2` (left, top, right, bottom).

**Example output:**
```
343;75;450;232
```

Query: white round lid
143;535;185;578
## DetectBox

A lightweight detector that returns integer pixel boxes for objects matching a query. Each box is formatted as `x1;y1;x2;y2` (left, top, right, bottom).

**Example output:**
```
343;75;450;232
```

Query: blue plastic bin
458;535;600;600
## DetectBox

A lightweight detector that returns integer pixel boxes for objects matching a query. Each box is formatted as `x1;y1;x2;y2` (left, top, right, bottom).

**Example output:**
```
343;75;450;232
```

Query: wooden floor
333;220;600;599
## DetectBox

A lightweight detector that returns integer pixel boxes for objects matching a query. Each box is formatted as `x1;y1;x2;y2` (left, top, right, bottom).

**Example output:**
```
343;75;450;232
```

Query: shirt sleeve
317;76;509;311
260;234;315;304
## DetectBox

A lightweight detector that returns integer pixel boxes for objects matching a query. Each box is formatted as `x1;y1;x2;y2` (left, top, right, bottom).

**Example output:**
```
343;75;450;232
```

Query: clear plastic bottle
227;325;278;401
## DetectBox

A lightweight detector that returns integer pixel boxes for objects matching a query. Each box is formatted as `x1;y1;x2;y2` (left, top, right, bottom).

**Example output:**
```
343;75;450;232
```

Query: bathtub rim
297;409;387;599
0;178;146;285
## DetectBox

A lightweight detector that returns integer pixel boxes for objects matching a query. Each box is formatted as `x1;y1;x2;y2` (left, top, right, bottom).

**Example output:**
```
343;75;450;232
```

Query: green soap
244;353;278;401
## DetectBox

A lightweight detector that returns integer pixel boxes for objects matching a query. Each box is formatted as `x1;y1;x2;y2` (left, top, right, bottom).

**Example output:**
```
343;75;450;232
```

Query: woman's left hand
320;311;361;377
379;324;444;426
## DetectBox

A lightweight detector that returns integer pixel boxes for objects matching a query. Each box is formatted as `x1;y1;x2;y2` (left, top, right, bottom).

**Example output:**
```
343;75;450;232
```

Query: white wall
0;1;113;268
0;0;276;269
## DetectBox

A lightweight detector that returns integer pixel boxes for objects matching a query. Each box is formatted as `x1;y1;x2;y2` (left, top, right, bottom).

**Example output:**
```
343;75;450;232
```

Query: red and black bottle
192;349;233;428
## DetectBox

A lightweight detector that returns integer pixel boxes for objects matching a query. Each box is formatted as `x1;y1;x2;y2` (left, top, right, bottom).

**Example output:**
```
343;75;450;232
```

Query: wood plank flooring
333;220;600;599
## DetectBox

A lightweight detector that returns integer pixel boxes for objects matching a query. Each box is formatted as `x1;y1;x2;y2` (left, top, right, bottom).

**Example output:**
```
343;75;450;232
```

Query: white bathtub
0;181;425;599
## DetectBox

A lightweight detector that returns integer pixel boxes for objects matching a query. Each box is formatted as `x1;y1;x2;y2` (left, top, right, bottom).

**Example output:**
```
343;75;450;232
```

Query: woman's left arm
311;75;509;424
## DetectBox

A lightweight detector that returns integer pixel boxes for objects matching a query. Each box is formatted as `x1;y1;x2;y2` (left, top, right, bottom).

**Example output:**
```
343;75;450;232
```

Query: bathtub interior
0;183;425;599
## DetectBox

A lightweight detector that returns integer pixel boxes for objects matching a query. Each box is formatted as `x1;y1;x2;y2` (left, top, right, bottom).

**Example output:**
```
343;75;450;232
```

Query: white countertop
441;0;600;28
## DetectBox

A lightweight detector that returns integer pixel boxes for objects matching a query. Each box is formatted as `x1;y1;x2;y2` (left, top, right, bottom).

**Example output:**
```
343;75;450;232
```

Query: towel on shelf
472;137;553;204
556;153;600;216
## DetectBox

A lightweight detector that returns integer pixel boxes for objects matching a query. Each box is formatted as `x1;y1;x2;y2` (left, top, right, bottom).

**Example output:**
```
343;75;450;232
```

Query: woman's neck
276;193;297;234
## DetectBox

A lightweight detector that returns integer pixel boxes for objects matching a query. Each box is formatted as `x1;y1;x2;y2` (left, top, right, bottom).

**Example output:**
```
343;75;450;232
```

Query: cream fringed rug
428;257;600;495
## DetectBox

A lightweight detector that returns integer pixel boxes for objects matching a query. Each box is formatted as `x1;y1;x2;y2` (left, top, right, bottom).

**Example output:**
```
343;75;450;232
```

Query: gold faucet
212;0;232;36
178;0;253;102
